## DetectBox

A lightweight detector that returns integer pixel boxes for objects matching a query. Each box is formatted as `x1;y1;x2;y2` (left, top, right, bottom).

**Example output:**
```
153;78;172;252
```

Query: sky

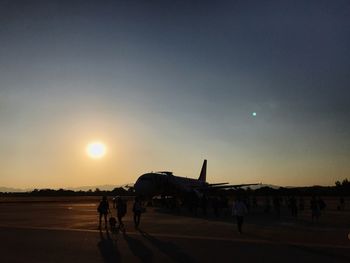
1;0;350;189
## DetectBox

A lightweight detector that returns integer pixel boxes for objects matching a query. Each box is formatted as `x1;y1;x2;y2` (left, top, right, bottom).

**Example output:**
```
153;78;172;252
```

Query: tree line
0;186;135;197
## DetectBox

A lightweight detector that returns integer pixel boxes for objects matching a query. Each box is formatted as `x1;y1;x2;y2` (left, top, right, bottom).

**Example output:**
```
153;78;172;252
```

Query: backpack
98;201;108;214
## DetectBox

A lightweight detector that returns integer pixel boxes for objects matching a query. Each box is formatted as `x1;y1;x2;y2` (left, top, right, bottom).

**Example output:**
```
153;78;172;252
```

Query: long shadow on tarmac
123;232;153;262
245;231;350;263
138;229;197;263
98;230;121;263
154;206;236;224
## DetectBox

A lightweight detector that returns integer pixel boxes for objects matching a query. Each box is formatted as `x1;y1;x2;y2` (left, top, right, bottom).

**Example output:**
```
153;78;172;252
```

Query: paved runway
0;197;349;262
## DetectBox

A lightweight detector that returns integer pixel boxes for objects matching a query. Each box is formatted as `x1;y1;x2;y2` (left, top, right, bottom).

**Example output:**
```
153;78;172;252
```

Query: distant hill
0;187;27;193
69;185;118;191
68;183;134;191
243;184;281;190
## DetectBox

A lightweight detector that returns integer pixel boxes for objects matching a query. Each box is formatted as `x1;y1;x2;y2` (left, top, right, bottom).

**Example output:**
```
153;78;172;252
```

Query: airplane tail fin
198;159;207;182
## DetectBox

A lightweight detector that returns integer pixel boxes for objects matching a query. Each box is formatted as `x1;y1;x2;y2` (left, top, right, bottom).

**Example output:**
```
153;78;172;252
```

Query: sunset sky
1;1;349;189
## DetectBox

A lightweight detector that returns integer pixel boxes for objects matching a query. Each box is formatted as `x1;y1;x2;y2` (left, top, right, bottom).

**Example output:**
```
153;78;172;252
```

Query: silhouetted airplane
134;160;260;198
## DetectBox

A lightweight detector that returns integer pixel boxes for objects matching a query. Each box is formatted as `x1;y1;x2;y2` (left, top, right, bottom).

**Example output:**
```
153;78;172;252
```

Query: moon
86;142;107;159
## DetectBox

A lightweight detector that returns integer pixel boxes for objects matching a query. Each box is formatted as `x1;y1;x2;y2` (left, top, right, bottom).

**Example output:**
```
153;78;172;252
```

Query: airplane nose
134;180;153;196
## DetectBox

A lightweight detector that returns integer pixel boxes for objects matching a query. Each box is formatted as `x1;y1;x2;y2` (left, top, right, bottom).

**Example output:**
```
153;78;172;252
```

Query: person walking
339;196;345;211
98;196;110;229
133;197;143;228
273;195;281;218
310;196;320;222
232;197;248;234
116;196;127;232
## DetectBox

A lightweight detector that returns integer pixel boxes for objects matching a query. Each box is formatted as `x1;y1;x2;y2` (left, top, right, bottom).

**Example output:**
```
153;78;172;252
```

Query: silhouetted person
289;196;298;217
112;196;117;208
318;197;326;211
339;196;345;211
273;196;281;218
200;194;208;216
310;196;320;222
98;196;110;229
264;196;271;213
116;196;127;232
133;197;143;228
220;195;229;216
212;197;220;217
232;197;248;234
299;197;305;211
252;196;258;208
190;192;199;216
161;195;166;208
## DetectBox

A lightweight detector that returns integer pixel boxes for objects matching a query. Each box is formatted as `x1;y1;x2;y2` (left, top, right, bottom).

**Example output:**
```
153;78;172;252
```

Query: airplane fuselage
133;159;260;200
134;172;207;197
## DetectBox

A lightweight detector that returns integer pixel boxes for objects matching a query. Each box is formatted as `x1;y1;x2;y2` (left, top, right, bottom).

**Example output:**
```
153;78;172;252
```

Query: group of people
98;194;247;234
262;195;329;221
231;195;337;234
97;194;343;235
97;195;144;232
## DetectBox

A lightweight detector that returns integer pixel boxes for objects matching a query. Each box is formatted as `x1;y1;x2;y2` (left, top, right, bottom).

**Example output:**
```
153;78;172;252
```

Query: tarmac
0;197;349;262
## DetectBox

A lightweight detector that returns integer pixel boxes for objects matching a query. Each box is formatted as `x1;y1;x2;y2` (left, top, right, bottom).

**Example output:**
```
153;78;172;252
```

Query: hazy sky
1;0;349;188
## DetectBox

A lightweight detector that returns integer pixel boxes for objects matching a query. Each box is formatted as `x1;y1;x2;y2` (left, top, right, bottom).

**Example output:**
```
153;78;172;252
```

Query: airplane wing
199;183;262;191
208;183;229;186
208;183;262;189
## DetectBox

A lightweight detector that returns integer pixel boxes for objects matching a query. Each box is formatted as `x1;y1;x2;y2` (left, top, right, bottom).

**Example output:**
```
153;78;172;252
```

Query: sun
86;142;107;159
